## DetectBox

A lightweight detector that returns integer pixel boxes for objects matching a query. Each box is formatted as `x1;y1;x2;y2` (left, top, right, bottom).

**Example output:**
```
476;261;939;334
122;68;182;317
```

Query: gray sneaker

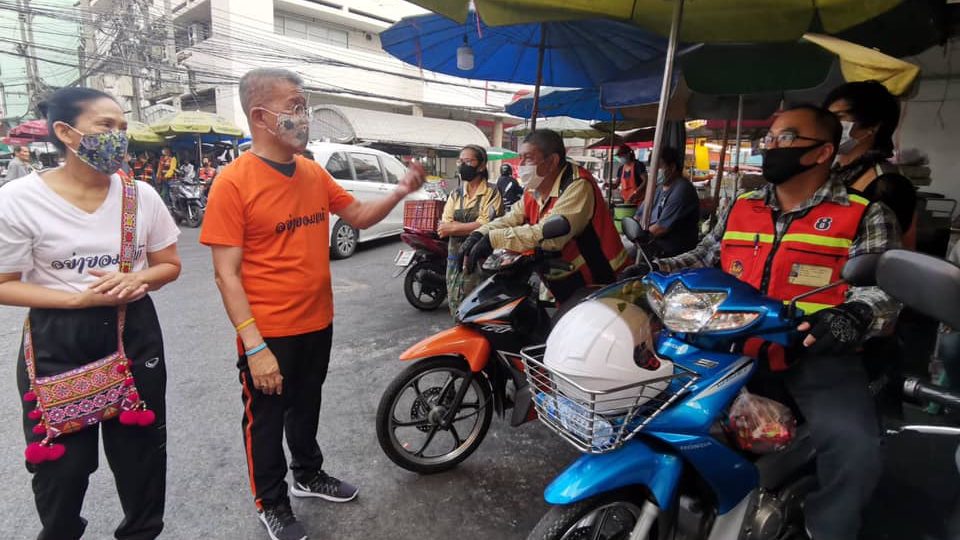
258;501;307;540
291;471;359;502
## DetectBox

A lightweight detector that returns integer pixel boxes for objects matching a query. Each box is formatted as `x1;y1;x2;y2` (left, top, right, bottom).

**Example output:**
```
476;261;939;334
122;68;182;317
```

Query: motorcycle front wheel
184;201;204;228
403;260;446;311
528;489;658;540
376;356;492;474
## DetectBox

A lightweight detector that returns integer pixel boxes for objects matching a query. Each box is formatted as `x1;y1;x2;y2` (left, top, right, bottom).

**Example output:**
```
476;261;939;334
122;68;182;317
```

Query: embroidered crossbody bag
22;174;155;464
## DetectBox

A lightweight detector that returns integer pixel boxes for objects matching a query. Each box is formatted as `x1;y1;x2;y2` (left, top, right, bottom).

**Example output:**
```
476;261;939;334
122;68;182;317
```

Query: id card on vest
787;263;833;288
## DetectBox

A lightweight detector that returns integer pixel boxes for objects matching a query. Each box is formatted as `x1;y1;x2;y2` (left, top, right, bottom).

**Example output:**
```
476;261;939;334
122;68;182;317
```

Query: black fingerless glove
457;231;483;269
803;301;873;356
467;234;494;273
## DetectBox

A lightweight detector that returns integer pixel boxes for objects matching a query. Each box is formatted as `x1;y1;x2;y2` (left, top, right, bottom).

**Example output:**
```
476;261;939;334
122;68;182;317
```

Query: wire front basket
521;344;699;454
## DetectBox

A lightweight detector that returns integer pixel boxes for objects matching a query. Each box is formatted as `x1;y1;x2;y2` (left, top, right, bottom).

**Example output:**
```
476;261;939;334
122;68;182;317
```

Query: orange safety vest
158;156;173;181
619;162;641;202
523;164;628;302
719;191;869;314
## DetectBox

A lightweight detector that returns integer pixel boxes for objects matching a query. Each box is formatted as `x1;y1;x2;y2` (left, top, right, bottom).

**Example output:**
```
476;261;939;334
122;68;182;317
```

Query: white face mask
838;120;862;155
518;164;545;190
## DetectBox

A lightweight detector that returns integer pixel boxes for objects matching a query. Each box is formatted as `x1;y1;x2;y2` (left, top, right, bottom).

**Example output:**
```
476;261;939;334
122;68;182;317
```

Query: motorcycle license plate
394;250;415;267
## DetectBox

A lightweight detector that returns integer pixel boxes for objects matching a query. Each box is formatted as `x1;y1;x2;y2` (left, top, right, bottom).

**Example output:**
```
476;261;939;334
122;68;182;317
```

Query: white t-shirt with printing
0;171;180;293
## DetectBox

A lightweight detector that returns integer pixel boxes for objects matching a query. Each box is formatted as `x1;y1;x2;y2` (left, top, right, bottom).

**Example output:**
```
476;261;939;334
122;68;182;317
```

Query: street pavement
0;226;955;539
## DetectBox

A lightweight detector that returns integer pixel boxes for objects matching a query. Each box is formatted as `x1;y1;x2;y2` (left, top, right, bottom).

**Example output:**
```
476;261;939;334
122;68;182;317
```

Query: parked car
236;141;433;258
306;142;432;259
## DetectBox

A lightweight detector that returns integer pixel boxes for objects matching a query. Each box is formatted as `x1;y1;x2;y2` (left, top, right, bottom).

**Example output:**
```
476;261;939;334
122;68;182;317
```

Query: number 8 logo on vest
814;217;833;231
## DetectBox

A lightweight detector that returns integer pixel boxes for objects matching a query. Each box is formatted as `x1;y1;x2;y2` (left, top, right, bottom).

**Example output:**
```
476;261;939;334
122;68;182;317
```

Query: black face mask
762;144;824;185
458;163;479;182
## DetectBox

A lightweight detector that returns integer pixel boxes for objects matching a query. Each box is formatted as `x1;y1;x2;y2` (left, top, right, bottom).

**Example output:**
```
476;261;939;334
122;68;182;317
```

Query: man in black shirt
495;163;523;208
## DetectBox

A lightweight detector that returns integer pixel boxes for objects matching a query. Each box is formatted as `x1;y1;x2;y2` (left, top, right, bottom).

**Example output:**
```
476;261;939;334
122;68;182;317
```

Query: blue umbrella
505;88;623;122
506;66;683;121
381;12;673;129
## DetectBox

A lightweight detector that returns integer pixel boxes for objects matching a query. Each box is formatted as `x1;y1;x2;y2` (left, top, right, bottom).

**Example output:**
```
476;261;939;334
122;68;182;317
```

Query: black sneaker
290;471;359;502
258;501;308;540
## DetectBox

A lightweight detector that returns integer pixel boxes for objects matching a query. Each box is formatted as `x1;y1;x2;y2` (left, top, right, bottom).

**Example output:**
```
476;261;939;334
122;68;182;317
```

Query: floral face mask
257;105;311;151
62;124;129;175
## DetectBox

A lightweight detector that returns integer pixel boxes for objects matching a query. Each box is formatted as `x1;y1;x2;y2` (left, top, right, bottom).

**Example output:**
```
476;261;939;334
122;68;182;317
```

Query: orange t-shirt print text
200;153;356;338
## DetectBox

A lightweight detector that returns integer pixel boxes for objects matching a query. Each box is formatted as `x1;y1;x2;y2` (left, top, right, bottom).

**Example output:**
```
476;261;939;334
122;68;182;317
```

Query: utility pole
128;0;143;120
163;0;181;110
78;0;96;86
130;65;143;121
16;0;42;113
0;82;7;120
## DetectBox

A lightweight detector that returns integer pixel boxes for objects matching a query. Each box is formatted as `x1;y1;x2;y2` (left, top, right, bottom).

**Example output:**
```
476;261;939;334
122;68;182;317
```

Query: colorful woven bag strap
22;173;140;381
116;172;139;354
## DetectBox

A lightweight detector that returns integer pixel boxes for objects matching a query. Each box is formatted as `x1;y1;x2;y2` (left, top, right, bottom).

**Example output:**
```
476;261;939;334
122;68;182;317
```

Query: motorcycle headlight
657;282;759;333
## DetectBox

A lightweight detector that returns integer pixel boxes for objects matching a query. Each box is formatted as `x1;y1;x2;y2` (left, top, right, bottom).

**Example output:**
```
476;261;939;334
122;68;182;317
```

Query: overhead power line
0;0;519;120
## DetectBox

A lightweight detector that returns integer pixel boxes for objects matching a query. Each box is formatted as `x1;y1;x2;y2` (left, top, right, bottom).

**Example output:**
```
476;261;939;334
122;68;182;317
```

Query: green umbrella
127;121;165;145
486;147;518;160
150;111;244;137
406;0;902;42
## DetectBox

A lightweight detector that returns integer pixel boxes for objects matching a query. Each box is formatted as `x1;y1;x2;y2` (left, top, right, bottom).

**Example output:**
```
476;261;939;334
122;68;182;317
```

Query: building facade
84;0;521;164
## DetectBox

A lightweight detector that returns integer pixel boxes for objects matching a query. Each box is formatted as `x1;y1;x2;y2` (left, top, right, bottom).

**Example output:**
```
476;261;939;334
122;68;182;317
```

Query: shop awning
311;105;488;151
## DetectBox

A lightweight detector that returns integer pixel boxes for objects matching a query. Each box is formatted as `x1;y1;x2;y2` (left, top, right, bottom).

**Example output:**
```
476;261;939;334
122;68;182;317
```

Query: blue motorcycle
520;220;881;540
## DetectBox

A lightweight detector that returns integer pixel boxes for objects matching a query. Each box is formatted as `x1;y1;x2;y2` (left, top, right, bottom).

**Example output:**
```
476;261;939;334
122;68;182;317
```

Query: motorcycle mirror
541;215;571;240
841;254;879;287
622;217;642;242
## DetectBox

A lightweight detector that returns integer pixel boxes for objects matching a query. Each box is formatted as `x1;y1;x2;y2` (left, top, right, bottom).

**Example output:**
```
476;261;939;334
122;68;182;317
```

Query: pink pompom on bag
22;172;154;464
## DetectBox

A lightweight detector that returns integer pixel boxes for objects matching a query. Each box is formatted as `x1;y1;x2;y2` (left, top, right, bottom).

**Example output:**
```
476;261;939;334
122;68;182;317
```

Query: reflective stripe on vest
719;192;869;311
792;300;836;314
722;231;853;250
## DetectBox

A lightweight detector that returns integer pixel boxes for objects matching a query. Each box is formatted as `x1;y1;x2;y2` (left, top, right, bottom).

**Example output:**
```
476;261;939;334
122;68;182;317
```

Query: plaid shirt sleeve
846;201;903;336
655;204;729;272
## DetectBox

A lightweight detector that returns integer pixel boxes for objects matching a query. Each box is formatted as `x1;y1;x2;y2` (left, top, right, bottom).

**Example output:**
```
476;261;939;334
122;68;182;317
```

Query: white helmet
544;298;672;413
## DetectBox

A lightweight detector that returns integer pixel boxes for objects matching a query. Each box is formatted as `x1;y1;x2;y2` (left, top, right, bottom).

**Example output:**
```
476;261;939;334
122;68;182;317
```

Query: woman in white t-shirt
0;87;181;539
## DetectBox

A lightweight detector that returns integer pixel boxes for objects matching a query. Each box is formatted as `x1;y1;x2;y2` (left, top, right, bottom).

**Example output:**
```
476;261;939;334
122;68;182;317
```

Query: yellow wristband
235;318;256;332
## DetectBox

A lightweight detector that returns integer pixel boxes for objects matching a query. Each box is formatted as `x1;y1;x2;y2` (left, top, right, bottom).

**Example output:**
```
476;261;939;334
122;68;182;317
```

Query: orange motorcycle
376;217;574;473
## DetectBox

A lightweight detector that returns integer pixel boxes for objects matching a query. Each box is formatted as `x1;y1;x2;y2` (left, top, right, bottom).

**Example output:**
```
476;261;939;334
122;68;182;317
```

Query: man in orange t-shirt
200;68;424;540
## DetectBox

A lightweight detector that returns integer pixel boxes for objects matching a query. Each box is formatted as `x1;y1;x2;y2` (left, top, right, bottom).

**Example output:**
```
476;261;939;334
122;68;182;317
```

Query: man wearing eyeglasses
200;68;425;540
635;105;900;540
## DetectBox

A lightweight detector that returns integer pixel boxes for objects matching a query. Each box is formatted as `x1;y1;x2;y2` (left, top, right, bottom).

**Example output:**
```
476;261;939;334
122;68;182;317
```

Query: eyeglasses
456;158;479;166
268;104;312;119
761;131;829;149
289;104;312;118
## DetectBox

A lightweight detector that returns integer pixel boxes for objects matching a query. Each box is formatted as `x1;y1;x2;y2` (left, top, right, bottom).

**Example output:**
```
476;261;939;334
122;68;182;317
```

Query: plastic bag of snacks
726;390;796;454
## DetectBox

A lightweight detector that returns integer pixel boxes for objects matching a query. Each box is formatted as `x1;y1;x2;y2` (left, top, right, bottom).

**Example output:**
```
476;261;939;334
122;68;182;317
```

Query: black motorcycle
167;172;205;228
393;228;449;311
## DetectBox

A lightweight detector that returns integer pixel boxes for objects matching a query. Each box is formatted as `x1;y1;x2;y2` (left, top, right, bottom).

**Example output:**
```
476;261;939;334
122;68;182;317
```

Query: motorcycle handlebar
903;377;960;410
